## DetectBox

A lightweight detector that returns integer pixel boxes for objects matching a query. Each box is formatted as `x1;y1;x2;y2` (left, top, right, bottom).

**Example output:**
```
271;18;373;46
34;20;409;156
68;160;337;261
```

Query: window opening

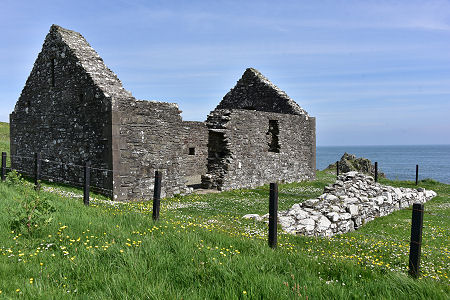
189;147;195;155
208;131;229;159
268;120;280;153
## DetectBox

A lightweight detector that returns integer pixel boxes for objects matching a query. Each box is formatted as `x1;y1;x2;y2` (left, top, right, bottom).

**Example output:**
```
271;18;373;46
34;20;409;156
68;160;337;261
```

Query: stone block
347;204;359;216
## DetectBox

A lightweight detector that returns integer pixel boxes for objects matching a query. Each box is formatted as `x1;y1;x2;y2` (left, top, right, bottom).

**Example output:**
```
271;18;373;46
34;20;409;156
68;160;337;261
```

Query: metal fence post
374;161;378;182
34;152;41;190
336;161;339;176
408;203;424;278
1;152;6;181
152;170;162;221
415;165;419;185
84;161;91;206
269;182;278;249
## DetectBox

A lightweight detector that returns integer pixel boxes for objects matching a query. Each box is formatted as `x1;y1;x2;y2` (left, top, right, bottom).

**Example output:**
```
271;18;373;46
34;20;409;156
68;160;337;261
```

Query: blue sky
1;0;449;146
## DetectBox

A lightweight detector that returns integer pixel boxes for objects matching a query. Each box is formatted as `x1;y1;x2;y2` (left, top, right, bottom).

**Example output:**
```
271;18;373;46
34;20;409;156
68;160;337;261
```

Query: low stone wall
244;172;436;237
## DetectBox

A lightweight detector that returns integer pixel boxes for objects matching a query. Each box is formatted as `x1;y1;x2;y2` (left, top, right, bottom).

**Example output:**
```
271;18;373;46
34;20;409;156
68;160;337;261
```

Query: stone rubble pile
243;171;436;237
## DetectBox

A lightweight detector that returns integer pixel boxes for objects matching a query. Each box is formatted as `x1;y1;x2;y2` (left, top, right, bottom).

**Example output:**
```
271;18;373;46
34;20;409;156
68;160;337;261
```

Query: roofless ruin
10;25;316;201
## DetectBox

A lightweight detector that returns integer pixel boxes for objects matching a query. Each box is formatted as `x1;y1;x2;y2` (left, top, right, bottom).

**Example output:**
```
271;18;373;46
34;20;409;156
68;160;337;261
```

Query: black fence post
34;152;41;191
374;161;378;182
1;152;6;181
408;203;424;278
152;170;162;221
336;161;339;176
84;161;91;206
415;165;419;185
268;182;278;249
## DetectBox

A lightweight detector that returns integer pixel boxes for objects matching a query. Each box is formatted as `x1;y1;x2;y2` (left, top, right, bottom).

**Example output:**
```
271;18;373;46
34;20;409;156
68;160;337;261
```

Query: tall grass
0;172;448;298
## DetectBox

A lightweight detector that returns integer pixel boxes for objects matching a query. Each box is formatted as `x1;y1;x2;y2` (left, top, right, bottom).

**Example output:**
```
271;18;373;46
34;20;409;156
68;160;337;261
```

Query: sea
316;145;450;184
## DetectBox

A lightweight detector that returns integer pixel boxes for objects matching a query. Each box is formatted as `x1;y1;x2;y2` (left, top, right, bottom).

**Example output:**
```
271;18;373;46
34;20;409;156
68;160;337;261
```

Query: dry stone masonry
244;172;436;237
10;25;316;201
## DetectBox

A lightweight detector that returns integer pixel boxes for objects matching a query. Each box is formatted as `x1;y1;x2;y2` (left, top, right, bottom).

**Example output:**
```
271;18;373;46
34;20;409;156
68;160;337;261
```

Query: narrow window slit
268;120;280;153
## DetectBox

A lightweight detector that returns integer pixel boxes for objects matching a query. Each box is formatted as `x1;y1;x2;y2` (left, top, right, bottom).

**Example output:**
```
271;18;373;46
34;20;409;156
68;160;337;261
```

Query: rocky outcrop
243;172;436;237
326;153;385;178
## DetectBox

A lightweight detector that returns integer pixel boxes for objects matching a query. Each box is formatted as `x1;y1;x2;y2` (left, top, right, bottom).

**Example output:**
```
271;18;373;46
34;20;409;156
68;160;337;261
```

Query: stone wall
202;109;316;190
181;121;208;184
244;172;437;237
111;99;190;201
10;25;114;192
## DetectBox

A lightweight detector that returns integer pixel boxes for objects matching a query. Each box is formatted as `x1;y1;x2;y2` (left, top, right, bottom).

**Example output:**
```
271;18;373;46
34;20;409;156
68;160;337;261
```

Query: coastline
317;144;450;184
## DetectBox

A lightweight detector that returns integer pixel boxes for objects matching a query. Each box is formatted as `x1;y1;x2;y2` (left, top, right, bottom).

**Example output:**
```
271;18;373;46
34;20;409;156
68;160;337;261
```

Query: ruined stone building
202;68;316;190
10;25;316;201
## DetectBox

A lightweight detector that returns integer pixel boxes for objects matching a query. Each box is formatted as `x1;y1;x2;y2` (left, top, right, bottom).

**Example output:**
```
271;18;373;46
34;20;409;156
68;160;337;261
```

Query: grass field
0;122;448;299
0;122;9;167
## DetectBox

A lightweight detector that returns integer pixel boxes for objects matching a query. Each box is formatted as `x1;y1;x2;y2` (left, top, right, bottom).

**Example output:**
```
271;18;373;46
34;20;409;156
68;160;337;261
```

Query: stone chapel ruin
10;25;316;201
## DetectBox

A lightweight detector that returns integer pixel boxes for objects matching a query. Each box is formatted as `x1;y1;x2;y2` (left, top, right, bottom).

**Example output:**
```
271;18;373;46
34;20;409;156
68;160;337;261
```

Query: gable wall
216;68;307;116
10;30;112;192
202;109;316;190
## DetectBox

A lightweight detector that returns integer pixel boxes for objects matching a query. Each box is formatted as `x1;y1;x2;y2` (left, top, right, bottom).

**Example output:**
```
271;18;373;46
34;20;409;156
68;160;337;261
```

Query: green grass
0;122;9;166
0;122;449;299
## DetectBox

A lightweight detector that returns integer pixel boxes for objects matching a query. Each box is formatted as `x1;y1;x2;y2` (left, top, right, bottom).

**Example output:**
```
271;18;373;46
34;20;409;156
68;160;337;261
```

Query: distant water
317;145;450;184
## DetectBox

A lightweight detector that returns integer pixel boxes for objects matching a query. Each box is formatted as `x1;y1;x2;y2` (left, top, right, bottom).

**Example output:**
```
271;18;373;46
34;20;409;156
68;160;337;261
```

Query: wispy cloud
112;0;450;32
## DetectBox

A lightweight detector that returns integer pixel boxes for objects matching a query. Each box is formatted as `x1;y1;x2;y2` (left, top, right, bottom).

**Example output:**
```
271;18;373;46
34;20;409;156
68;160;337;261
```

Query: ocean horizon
316;144;450;184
